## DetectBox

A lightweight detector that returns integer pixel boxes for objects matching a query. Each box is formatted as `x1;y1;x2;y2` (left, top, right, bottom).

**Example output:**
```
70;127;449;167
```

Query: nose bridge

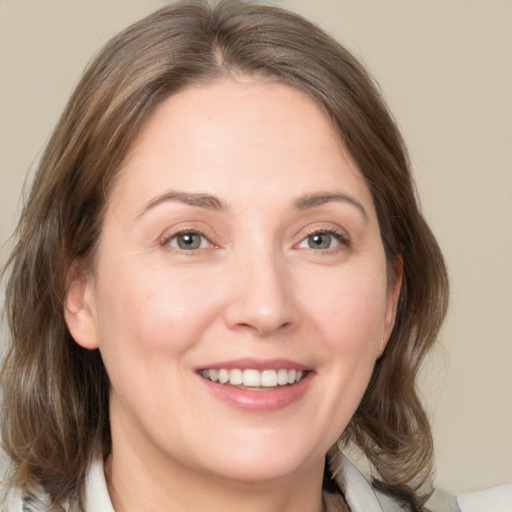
224;239;298;336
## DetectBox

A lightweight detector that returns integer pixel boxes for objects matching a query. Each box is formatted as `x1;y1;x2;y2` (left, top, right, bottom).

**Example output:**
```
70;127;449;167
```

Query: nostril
222;268;300;335
233;320;295;337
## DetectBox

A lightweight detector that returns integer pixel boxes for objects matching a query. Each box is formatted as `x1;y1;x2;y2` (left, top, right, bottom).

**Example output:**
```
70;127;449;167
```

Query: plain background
0;0;511;494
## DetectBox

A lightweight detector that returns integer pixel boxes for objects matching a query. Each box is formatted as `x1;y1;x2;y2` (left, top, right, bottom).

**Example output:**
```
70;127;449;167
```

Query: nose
223;251;300;337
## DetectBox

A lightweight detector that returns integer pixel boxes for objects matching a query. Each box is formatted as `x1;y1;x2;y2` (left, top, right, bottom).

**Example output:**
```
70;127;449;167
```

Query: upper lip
196;358;312;372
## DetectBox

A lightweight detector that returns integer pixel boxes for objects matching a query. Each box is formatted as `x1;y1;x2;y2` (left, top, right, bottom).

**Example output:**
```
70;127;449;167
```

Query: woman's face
67;79;400;485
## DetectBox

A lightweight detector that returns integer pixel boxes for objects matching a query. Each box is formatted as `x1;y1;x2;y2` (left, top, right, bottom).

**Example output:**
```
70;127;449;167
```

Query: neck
106;430;328;512
107;456;327;512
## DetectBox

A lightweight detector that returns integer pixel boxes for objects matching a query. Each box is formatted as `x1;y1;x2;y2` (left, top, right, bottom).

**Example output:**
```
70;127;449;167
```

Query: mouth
199;368;307;389
196;359;313;411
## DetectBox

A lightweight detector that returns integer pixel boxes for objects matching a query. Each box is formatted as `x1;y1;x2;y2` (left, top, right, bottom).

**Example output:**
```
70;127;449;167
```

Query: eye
298;230;345;250
166;231;210;250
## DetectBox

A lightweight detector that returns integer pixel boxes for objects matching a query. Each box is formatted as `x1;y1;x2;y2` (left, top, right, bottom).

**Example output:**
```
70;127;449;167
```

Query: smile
200;368;306;387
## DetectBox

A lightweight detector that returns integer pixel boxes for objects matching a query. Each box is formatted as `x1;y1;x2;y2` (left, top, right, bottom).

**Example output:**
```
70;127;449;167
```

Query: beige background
0;0;511;494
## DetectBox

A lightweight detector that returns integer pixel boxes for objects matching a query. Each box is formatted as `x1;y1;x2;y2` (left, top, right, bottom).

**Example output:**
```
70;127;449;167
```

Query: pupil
178;233;200;249
309;234;330;249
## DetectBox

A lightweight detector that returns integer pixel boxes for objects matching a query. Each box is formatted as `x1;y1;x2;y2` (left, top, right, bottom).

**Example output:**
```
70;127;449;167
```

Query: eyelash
161;227;350;253
298;228;350;252
162;228;215;253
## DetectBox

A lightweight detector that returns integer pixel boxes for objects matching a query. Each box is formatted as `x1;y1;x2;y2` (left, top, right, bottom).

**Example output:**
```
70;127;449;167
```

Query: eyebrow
294;191;368;222
137;191;227;218
137;189;368;222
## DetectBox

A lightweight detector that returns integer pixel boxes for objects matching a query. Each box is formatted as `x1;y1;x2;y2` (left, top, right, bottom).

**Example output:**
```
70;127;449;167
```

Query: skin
65;79;401;512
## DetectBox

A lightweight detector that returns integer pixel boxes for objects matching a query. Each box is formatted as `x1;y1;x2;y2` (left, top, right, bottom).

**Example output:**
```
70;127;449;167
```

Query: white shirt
84;455;512;512
5;455;512;511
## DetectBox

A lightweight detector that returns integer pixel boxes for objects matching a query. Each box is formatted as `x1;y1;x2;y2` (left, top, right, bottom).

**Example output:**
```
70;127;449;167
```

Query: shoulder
457;484;512;512
0;482;23;512
0;482;70;512
329;451;512;512
425;484;512;512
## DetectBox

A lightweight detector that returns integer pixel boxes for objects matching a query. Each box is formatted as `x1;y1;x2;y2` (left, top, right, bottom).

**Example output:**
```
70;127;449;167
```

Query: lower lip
199;373;313;412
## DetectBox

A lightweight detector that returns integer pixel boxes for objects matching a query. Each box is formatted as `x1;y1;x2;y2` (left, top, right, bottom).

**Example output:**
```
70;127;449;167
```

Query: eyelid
294;225;351;251
158;223;350;253
160;226;218;252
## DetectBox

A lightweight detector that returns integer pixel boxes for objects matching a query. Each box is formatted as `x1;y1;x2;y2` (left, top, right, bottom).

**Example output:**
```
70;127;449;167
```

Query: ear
380;255;404;354
63;266;99;350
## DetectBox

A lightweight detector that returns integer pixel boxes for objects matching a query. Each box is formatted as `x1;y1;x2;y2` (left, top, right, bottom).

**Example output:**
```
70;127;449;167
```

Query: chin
200;455;318;486
185;432;326;486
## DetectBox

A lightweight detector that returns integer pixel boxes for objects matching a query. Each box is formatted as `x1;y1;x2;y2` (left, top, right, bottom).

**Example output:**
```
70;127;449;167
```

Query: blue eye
298;231;342;250
167;232;209;250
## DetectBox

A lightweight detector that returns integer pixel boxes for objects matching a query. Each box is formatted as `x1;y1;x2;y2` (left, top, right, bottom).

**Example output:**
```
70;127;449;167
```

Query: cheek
91;255;220;388
91;267;217;431
301;262;388;404
286;269;389;449
304;263;389;345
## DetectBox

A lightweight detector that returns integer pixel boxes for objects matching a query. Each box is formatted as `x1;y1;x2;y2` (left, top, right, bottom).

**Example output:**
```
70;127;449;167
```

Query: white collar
84;458;115;512
330;451;386;512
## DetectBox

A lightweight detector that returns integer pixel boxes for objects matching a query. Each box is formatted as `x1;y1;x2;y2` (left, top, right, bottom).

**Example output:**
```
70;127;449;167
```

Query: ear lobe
64;272;99;350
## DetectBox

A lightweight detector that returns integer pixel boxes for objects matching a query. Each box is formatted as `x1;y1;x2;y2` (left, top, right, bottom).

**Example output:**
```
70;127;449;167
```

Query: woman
1;1;507;511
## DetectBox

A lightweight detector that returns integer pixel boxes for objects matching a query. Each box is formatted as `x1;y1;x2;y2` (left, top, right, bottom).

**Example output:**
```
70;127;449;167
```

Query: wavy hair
1;1;448;509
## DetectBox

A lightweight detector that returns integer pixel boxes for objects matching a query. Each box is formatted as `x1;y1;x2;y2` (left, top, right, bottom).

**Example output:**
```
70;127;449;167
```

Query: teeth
218;369;229;384
201;368;306;387
230;369;243;386
243;369;260;387
277;368;289;385
261;370;277;387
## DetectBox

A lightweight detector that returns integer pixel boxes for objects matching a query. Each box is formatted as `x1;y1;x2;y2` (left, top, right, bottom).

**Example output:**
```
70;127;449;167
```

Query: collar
84;458;115;512
329;451;388;512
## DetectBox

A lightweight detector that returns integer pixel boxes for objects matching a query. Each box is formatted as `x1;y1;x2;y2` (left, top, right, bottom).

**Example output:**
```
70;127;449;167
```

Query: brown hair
1;1;448;509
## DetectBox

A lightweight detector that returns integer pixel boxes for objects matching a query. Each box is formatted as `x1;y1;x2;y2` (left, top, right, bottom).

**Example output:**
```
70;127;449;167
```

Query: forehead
110;78;373;215
128;78;343;159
